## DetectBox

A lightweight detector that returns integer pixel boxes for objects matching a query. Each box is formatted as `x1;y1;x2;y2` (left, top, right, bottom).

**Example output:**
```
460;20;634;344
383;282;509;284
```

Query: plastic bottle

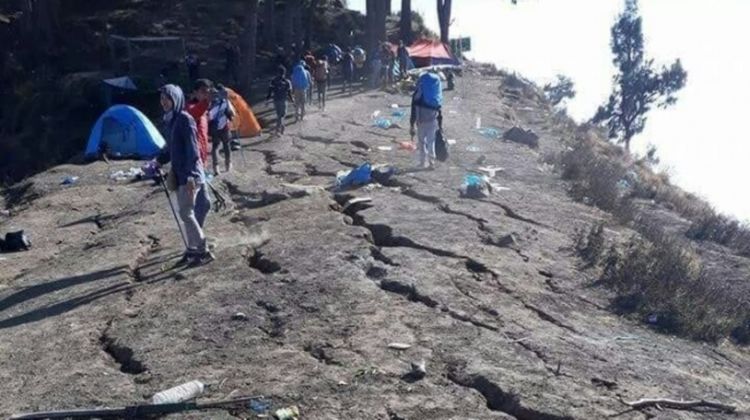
151;380;205;404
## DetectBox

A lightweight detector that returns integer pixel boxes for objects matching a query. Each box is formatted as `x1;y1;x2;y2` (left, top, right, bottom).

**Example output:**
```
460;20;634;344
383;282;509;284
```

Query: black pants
211;128;231;172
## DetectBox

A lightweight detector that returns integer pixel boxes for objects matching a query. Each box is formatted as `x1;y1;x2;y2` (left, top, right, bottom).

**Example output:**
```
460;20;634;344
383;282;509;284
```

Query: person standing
341;48;355;95
290;60;310;122
159;84;214;266
314;56;329;110
397;41;410;79
185;52;200;82
409;71;443;169
224;41;240;85
186;79;214;227
267;65;295;135
208;84;234;175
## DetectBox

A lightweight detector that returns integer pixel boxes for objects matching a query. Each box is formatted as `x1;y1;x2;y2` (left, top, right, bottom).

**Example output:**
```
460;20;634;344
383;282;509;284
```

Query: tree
400;0;412;43
436;0;451;44
366;0;389;54
303;0;321;50
592;0;687;151
543;75;576;107
240;0;260;95
262;0;275;48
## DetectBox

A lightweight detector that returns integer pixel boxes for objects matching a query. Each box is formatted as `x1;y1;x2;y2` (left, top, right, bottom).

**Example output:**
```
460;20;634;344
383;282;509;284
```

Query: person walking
409;71;443;169
290;60;310;122
159;84;214;266
186;79;214;227
267;65;294;136
208;84;234;175
314;56;329;109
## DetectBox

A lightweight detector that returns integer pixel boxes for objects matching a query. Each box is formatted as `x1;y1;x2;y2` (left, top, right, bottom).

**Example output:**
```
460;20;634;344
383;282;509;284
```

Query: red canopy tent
407;39;460;68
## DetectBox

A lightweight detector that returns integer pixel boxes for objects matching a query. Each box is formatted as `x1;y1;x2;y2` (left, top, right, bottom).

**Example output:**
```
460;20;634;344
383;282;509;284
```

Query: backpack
314;61;328;81
416;73;443;109
291;65;310;90
1;230;31;252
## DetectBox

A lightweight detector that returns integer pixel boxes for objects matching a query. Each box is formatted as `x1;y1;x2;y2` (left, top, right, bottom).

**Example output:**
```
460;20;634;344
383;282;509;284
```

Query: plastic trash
466;145;481;152
391;103;399;109
447;139;457;145
61;176;79;185
391;110;406;118
464;174;484;187
152;380;205;404
377;146;393;151
388;342;412;350
371;110;381;119
248;398;271;414
371;164;396;185
478;127;501;139
398;141;417;151
475;116;482;129
336;163;372;189
373;118;392;129
273;406;300;420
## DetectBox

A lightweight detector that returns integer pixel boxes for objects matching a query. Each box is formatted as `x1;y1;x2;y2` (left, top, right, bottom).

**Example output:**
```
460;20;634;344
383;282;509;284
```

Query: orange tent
226;87;261;138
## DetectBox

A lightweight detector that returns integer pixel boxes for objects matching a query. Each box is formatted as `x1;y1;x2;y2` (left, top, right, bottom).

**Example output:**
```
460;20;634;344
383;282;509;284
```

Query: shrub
575;223;605;266
560;139;628;212
598;226;748;342
687;211;750;257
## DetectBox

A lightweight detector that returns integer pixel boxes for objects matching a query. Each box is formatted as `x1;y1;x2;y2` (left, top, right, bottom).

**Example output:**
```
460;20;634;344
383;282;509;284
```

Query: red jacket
186;99;210;164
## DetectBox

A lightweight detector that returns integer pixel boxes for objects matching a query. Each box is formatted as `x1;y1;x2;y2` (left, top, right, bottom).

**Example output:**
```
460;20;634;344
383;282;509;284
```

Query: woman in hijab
160;84;214;266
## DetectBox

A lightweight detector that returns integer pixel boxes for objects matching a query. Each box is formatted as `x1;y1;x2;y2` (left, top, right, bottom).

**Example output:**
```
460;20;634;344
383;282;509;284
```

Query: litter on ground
388;342;412;350
61;176;79;185
447;139;457;145
336;163;372;189
373;118;392;129
398;141;417;151
478;127;502;139
478;166;504;178
377;146;393;151
466;145;481;152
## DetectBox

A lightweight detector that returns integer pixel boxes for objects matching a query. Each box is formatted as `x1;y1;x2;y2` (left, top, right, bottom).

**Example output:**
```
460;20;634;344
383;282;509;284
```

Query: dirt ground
1;72;749;419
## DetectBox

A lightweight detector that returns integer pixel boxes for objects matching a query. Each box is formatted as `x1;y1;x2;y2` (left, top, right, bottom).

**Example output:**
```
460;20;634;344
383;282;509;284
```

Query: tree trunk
304;0;320;51
400;0;412;44
293;0;304;57
366;0;376;56
282;1;295;54
374;0;390;45
262;0;275;48
437;0;452;44
240;0;259;96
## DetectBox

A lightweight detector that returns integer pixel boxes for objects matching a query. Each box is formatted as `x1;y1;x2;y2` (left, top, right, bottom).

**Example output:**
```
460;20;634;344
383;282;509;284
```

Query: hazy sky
349;0;750;221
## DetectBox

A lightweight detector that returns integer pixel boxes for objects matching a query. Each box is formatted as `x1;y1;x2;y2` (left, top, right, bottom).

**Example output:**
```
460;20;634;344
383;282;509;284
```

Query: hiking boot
176;250;197;266
188;250;215;267
213;166;221;176
225;162;232;173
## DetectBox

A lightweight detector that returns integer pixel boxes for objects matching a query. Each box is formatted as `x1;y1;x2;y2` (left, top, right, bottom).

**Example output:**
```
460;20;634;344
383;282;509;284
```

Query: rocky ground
1;72;749;419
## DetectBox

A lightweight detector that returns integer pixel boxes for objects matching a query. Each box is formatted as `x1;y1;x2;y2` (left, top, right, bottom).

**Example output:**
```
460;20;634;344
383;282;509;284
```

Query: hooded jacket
161;84;204;186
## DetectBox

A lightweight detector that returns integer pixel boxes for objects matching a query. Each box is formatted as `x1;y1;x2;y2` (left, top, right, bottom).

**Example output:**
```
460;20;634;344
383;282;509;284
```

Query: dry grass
598;225;749;343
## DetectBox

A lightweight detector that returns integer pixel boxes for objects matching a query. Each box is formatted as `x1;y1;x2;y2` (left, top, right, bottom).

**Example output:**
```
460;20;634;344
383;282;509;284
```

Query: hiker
369;48;382;89
290;60;310;122
410;71;443;169
381;43;395;89
314;56;329;110
185;53;200;82
208;84;235;175
353;46;367;82
341;48;355;95
187;79;214;227
267;65;294;135
159;84;214;265
224;41;240;85
302;58;314;103
397;41;410;79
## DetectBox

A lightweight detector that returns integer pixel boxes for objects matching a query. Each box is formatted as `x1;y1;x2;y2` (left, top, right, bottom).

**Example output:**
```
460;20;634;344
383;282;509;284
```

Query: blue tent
85;105;165;159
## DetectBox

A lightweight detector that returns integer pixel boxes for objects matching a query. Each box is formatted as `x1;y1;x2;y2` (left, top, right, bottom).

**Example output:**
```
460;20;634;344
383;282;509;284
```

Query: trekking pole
157;173;189;249
234;130;247;167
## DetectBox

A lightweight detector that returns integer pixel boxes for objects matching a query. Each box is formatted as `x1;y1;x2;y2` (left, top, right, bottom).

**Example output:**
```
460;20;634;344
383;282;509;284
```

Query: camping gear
9;395;265;419
225;88;261;138
336;163;372;189
371;164;397;185
407;39;460;68
157;173;189;249
0;231;31;253
85;105;166;160
416;72;443;109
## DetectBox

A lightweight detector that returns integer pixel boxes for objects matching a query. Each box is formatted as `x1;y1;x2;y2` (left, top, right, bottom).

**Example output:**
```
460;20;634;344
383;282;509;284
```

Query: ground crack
521;302;578;334
225;181;307;210
447;364;573;420
100;322;147;375
480;200;546;227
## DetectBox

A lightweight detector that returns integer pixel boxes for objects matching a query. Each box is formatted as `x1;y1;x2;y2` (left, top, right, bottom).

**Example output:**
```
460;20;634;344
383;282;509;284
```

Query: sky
348;0;750;221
